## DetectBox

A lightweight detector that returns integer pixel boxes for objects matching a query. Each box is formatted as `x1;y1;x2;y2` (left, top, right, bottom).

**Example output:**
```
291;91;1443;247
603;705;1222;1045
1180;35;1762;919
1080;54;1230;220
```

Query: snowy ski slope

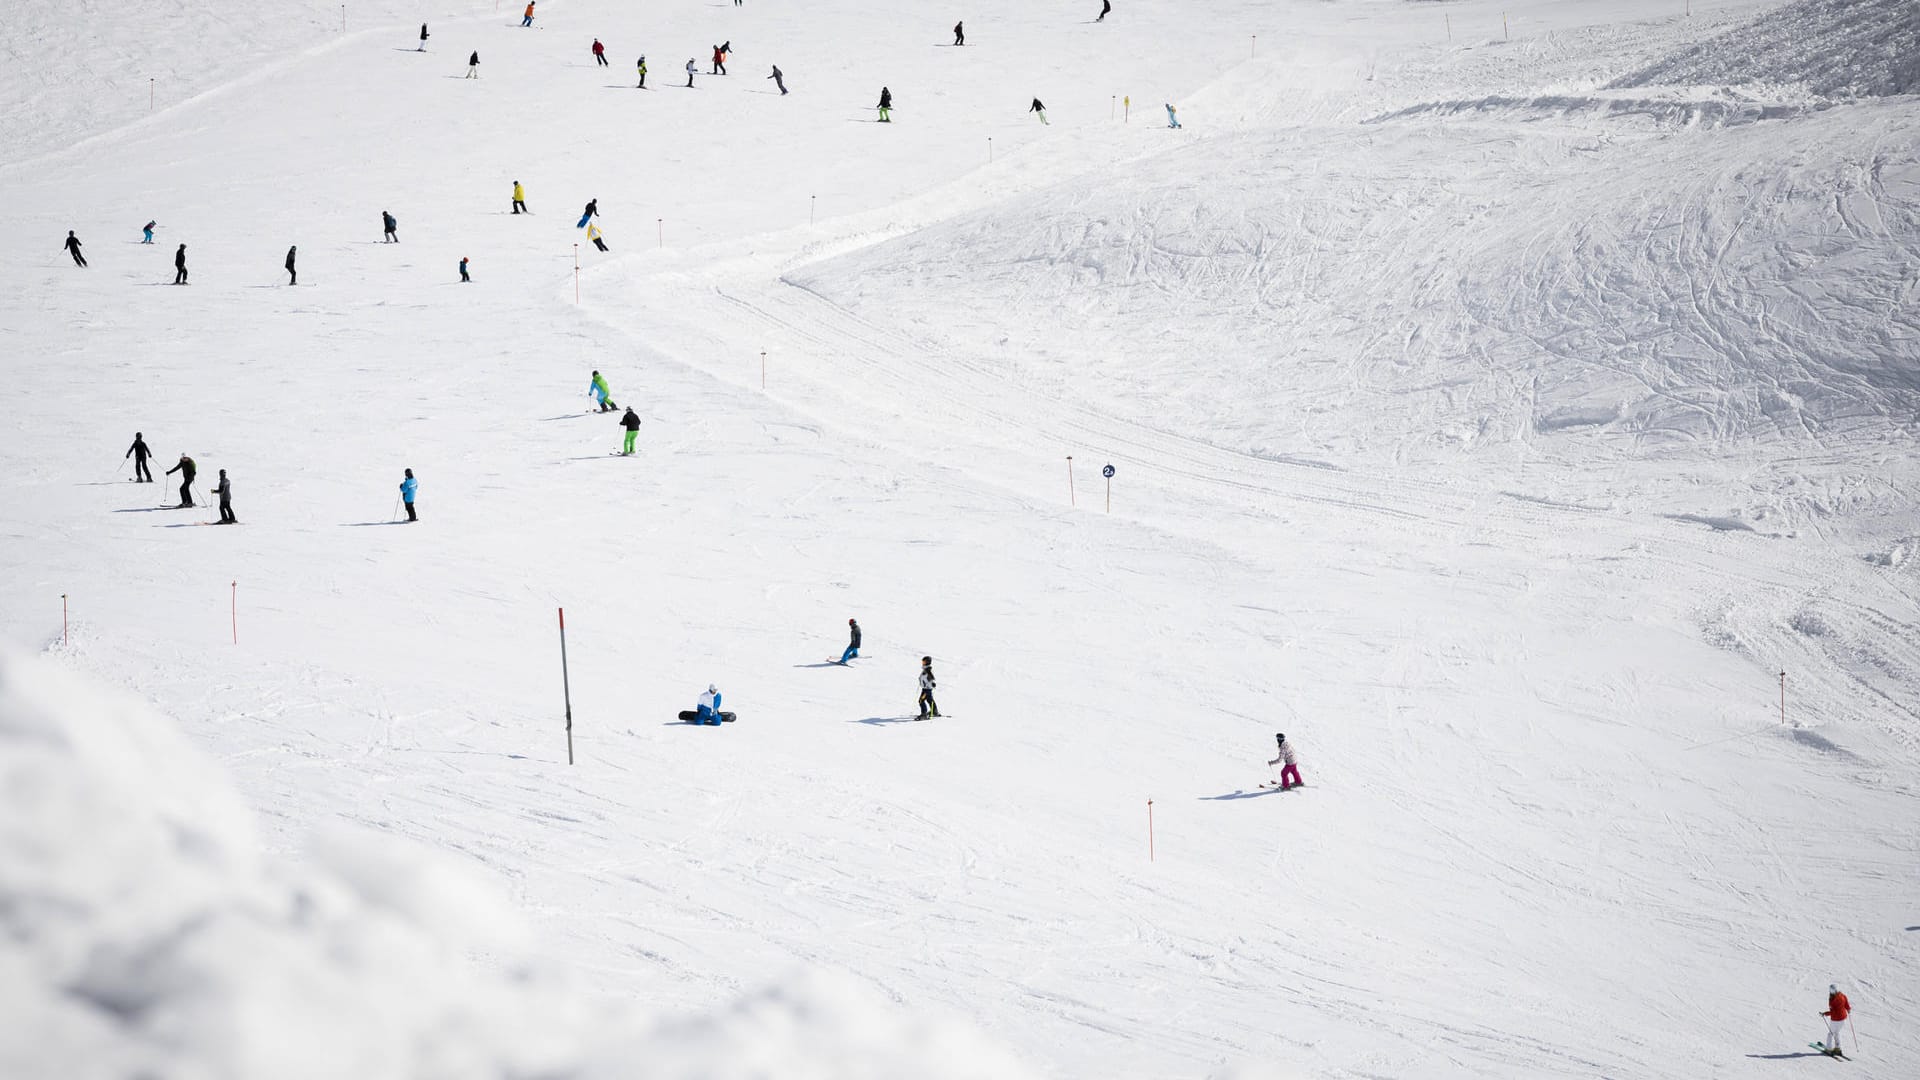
3;0;1918;1077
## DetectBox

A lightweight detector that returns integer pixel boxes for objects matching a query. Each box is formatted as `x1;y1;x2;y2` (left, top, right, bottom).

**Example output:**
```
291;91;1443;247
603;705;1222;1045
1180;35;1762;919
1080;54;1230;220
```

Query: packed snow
2;0;1916;1077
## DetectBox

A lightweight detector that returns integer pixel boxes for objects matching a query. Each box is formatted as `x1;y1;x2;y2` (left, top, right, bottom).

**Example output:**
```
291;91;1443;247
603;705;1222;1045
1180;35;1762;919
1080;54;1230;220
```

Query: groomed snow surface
3;0;1918;1077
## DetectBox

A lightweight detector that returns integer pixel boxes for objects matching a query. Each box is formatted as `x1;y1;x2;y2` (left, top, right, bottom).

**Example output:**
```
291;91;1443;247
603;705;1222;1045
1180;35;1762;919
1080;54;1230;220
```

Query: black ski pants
69;248;87;267
405;501;417;522
174;267;187;284
177;480;193;506
218;498;235;524
918;690;939;718
133;456;152;482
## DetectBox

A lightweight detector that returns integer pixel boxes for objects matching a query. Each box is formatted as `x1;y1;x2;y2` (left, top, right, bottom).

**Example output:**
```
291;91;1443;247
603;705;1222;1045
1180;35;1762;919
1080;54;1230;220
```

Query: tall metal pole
560;608;575;764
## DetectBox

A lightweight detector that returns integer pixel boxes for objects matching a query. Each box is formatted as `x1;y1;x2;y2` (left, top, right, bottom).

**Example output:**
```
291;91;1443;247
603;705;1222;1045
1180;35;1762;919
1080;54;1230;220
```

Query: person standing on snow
64;230;86;267
953;21;964;45
418;23;428;50
1165;102;1181;128
399;468;418;521
876;86;892;122
1097;0;1111;21
285;245;297;285
696;683;724;725
1029;97;1048;124
588;370;617;412
577;198;598;228
636;55;648;88
917;656;940;718
685;58;697;87
521;1;535;28
466;50;480;78
126;432;154;482
1268;733;1304;790
173;243;189;284
618;406;641;454
212;468;235;524
712;43;729;74
588;221;608;252
459;256;471;282
768;65;786;94
840;619;861;664
512;180;527;214
165;453;196;507
592;38;607;66
1818;985;1851;1056
142;220;156;244
381;211;398;243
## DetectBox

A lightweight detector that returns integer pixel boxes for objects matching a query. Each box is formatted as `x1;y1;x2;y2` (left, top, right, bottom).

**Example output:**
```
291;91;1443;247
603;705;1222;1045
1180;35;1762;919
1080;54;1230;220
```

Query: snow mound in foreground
1611;0;1920;99
0;652;1038;1080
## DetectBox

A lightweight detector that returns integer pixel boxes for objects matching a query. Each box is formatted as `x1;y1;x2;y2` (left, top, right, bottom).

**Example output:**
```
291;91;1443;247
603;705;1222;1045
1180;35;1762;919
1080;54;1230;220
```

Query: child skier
1030;97;1048;124
876;86;892;122
142;220;156;243
637;55;648;87
1267;733;1303;790
588;370;616;412
840;619;861;664
917;656;940;718
618;406;641;454
686;58;697;87
399;468;418;521
1818;985;1851;1057
459;256;471;282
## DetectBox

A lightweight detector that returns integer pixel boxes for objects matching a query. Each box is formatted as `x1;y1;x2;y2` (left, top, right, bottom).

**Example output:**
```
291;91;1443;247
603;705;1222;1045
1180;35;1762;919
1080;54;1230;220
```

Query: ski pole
391;495;402;522
1848;1016;1856;1053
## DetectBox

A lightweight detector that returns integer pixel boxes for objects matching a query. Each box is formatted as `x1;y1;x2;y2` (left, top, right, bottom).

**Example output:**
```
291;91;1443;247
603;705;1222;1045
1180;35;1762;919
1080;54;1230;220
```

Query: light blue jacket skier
696;684;723;725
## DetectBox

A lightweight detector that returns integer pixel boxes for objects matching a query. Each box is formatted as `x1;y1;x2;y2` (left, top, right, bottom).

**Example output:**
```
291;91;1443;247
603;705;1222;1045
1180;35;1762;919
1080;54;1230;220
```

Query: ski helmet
707;684;716;694
849;618;856;625
1276;732;1285;744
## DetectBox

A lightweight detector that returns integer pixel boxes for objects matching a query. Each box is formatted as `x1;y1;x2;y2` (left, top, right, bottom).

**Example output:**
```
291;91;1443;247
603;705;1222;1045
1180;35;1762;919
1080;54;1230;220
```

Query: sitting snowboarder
678;684;735;725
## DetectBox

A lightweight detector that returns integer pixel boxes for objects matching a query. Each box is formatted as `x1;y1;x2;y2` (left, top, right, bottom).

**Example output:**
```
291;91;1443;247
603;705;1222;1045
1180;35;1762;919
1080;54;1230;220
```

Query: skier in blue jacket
399;468;418;521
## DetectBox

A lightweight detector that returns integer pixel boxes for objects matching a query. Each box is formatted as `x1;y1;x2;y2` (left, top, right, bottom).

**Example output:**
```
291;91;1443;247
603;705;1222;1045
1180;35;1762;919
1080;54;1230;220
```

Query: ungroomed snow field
3;0;1918;1077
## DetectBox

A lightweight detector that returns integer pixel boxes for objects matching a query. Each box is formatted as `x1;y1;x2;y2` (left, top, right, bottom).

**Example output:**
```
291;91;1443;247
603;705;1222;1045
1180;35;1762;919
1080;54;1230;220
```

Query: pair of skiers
162;455;233;521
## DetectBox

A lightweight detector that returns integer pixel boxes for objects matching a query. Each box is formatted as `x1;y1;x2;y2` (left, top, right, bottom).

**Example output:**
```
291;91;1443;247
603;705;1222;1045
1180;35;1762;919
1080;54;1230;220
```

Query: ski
1809;1044;1848;1060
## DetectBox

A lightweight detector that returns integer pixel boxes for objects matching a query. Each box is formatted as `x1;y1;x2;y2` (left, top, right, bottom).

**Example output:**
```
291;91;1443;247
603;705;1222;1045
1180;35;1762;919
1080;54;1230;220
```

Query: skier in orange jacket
1818;985;1850;1056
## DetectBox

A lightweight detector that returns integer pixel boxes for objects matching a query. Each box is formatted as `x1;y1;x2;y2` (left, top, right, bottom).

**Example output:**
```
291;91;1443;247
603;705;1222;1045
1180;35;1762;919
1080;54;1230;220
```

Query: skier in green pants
589;370;617;412
619;406;641;454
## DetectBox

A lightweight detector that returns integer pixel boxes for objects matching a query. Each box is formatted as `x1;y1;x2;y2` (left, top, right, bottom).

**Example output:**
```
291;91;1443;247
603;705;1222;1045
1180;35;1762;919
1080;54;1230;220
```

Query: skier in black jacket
212;468;236;524
165;454;196;507
954;21;964;45
285;245;297;285
840;619;861;663
173;243;188;284
382;211;398;243
917;656;940;718
877;86;892;122
64;231;87;267
126;432;153;482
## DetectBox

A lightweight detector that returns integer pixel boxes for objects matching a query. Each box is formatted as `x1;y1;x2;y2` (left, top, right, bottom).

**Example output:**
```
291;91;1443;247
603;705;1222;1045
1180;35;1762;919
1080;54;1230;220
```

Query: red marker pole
1147;799;1155;861
230;581;237;645
559;607;575;765
62;594;68;646
657;218;663;248
574;244;580;303
1779;670;1786;724
761;350;767;390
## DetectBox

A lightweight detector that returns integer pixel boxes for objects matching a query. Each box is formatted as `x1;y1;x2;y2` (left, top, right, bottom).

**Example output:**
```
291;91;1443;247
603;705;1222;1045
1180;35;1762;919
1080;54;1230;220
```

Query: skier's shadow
794;662;843;669
1745;1052;1827;1060
341;521;406;527
1200;788;1279;801
852;716;918;726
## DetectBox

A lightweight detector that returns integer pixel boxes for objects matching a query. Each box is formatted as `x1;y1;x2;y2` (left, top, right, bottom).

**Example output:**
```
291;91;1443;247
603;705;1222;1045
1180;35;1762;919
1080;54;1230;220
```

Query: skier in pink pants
1269;733;1303;790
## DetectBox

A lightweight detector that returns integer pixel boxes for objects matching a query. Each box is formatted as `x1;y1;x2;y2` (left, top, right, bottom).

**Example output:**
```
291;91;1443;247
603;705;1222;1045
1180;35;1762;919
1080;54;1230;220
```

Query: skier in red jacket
592;38;607;66
1817;985;1850;1056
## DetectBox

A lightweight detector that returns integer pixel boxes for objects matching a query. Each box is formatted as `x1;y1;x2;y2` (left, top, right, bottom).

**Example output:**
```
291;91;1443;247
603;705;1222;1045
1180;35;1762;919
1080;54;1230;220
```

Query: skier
418;23;428;50
1267;733;1304;790
712;43;727;74
768;64;786;94
512;180;527;213
1818;985;1851;1057
173;243;188;284
917;656;940;718
165;453;196;507
685;58;697;87
382;211;398;243
636;55;648;88
876;86;892;122
466;50;479;78
64;230;86;267
142;220;156;244
696;683;724;725
577;198;598;228
588;370;617;412
1097;0;1111;21
284;245;297;285
212;468;235;524
399;468;418;521
459;256;471;282
953;21;964;45
588;221;608;252
1165;102;1181;128
1029;97;1048;124
521;1;534;27
125;432;154;482
618;406;641;454
840;618;861;664
592;38;607;66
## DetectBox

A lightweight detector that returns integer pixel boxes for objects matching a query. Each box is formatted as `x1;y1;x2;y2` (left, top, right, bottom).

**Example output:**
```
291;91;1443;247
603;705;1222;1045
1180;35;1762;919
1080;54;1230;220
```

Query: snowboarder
382;211;398;243
685;58;697;87
588;221;608;252
1818;985;1851;1057
1165;102;1180;128
1097;0;1111;21
840;619;861;664
64;230;86;267
212;468;235;524
512;180;527;213
768;64;786;94
636;55;648;88
126;432;153;482
696;684;724;725
953;21;964;45
459;256;471;282
141;220;156;244
876;86;892;122
284;245;297;285
1029;97;1048;124
917;656;940;718
399;468;418;521
165;453;196;507
173;243;188;284
521;1;534;27
1268;733;1303;790
588;370;616;412
418;23;428;50
592;38;607;66
577;198;598;228
618;406;641;454
466;50;480;78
